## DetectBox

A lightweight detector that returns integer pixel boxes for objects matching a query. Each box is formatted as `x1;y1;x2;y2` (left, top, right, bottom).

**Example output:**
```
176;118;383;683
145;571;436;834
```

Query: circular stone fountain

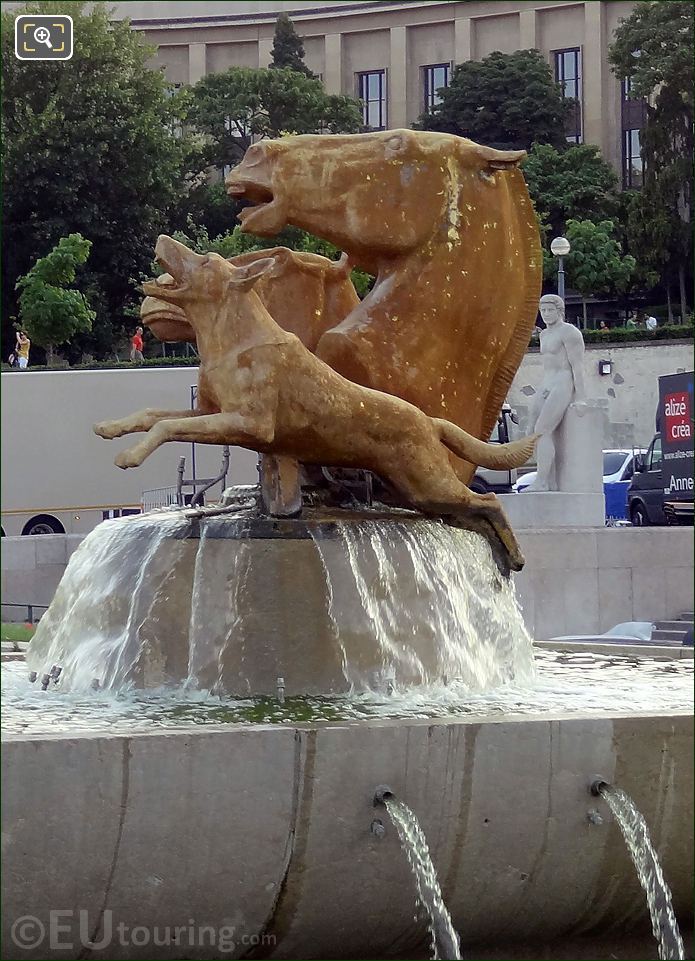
5;503;693;961
3;124;693;960
25;506;534;697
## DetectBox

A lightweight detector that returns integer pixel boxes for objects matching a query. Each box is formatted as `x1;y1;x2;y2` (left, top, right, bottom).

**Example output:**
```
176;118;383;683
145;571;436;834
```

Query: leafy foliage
269;13;315;78
16;234;95;363
1;1;192;357
581;323;693;345
189;67;362;169
170;218;374;299
609;1;693;316
523;143;620;238
416;50;569;150
563;220;636;325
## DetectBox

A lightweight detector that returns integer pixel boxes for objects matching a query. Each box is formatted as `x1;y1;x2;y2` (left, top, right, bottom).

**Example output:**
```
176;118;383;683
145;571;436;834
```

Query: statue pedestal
555;399;608;494
500;399;607;529
498;491;606;529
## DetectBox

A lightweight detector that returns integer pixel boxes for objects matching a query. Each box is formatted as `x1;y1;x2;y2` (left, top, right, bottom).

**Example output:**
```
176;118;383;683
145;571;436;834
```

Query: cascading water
26;506;535;697
185;515;252;693
594;782;685;961
312;518;535;692
26;512;190;692
379;793;462;961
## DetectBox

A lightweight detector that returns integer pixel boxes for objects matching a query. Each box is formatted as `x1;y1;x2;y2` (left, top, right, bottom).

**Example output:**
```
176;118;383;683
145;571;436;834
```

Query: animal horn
474;144;527;169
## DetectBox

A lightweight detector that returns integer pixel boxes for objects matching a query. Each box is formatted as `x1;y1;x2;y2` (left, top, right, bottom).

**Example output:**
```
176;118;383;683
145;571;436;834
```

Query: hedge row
581;323;694;344
2;325;692;372
1;356;200;372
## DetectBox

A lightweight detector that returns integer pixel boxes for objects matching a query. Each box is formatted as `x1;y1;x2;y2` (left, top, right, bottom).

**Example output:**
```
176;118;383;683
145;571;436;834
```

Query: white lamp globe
550;236;571;257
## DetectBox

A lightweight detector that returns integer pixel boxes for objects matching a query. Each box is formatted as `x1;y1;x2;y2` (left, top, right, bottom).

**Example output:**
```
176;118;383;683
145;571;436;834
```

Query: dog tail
434;418;538;470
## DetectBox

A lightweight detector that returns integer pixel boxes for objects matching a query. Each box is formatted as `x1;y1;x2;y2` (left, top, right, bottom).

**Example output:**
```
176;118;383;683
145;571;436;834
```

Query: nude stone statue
523;294;586;492
94;236;537;570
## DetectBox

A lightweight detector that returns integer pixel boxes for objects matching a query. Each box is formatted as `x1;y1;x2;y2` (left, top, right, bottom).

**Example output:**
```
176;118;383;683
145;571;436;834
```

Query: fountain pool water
2;649;693;737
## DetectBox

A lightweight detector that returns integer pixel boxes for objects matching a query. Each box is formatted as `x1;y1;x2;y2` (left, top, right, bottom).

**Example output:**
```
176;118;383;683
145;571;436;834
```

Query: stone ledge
499;492;606;529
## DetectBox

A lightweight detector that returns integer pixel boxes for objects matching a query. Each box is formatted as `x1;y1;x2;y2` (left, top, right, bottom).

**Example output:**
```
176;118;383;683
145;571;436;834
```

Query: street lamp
550;236;571;301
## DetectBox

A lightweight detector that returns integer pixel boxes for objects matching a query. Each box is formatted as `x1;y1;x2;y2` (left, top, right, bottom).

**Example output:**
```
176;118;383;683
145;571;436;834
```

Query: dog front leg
115;411;272;469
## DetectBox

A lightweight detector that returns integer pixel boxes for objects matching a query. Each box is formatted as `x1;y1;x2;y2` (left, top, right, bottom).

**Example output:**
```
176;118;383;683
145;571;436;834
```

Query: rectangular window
623;127;644;189
166;82;184;138
621;77;647;188
553;48;582;143
649;436;662;470
357;70;386;130
422;63;450;113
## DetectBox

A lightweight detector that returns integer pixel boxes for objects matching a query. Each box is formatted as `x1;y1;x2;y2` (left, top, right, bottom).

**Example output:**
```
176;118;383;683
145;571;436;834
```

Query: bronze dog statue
95;237;536;569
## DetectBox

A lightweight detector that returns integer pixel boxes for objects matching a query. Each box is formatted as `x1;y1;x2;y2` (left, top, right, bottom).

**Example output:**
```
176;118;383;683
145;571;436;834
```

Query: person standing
130;326;144;362
15;331;30;369
645;313;658;331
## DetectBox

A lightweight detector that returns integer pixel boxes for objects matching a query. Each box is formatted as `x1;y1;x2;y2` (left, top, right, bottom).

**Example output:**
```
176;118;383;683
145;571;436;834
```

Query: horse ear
473;144;527;170
329;251;352;278
228;257;275;290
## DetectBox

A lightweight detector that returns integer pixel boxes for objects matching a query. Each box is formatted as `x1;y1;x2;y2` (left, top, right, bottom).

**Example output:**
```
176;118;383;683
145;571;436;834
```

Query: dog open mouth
142;240;195;298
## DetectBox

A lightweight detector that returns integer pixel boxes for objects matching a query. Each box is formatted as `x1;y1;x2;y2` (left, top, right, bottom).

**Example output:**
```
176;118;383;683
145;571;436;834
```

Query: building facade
102;0;642;180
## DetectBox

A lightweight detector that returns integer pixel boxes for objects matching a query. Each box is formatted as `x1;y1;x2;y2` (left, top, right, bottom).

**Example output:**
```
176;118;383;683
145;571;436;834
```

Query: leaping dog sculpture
95;237;536;570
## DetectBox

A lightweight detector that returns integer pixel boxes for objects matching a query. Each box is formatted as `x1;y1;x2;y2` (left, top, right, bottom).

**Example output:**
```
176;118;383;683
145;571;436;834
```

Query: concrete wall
3;527;693;642
509;341;694;450
1;535;84;619
2;713;692;960
516;527;694;640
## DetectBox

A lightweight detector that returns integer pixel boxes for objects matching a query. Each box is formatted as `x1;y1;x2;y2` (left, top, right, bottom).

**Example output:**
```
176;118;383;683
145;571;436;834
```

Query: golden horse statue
226;128;542;482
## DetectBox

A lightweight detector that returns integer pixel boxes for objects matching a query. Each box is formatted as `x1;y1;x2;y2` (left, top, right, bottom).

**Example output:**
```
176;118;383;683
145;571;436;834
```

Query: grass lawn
1;622;36;644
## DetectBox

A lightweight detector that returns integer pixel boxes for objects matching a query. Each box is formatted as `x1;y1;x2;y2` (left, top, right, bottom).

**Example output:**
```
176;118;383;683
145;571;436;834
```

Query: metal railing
141;447;230;513
2;602;48;624
141;486;181;512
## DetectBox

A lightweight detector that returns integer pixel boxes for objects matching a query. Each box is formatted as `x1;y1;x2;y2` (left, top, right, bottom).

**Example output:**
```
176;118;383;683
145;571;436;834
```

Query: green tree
622;189;678;320
171;218;373;299
416;49;570;150
270;13;315;78
563;220;636;328
522;143;620;238
168;182;244;240
189;67;362;170
609;0;693;318
1;1;193;358
16;234;96;365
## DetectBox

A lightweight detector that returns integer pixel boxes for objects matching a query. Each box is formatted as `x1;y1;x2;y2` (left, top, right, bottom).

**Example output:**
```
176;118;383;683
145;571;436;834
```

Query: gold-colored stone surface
95;237;535;569
226;129;542;481
141;247;358;351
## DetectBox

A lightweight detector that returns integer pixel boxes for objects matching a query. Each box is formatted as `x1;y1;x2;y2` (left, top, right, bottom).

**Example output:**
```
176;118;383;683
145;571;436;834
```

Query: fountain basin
2;711;692;960
26;511;533;697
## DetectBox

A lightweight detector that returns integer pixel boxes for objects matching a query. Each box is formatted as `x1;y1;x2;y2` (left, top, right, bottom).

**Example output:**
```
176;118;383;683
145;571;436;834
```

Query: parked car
627;434;666;526
627;433;694;527
514;449;646;521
